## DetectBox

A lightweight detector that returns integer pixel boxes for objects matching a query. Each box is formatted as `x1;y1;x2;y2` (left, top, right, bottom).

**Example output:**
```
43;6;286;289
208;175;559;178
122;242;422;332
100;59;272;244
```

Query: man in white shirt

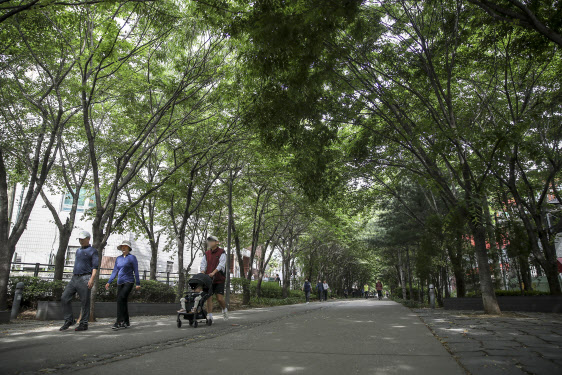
200;236;228;321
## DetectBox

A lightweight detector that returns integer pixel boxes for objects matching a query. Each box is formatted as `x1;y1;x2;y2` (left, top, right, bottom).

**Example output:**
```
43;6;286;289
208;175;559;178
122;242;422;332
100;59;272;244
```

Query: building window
61;189;95;212
66;246;79;266
166;261;174;273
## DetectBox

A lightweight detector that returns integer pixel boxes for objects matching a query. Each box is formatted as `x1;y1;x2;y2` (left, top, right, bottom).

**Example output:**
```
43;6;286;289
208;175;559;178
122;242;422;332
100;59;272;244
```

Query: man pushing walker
200;236;228;321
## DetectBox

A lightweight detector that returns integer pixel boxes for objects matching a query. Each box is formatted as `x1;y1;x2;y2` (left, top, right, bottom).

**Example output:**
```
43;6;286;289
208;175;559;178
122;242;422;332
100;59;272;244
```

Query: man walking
200;236;228;321
60;230;99;331
316;280;324;301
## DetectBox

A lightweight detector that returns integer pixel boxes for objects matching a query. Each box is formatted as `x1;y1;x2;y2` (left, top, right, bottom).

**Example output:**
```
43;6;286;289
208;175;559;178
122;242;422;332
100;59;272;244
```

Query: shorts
212;283;225;295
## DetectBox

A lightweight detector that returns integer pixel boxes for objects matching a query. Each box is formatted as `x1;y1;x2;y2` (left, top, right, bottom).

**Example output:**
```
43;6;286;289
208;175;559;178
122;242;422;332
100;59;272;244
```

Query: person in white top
323;281;329;301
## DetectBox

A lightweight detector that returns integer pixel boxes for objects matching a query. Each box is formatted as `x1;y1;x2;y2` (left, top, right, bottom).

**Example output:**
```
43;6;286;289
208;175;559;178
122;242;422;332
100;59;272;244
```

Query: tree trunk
89;225;106;322
447;243;466;297
176;237;185;302
282;256;291;298
53;229;72;299
0;242;15;310
519;255;532;291
397;248;407;300
470;222;501;314
406;247;413;300
149;240;158;280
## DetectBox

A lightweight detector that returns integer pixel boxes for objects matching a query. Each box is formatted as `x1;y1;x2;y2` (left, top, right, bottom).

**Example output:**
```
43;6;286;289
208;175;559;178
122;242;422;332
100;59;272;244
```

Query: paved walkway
1;300;463;374
415;309;562;375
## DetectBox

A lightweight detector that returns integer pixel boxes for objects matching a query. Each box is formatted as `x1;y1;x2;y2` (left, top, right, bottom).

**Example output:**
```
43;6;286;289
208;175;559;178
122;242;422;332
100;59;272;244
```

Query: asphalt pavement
0;299;465;375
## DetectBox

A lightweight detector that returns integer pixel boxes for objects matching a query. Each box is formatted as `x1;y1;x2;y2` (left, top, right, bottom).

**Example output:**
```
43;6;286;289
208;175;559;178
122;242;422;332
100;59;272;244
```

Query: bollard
10;282;24;320
429;284;435;309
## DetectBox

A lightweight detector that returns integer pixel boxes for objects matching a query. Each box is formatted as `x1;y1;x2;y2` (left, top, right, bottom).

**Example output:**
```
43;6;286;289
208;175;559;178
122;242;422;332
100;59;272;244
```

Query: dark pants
318;290;323;301
323;290;328;301
117;282;134;323
305;291;310;302
61;274;91;325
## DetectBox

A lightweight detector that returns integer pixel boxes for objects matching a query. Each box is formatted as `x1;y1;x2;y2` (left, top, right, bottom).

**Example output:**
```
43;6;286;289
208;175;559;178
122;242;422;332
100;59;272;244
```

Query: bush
250;280;283;298
250;297;303;307
230;277;250;294
465;289;550;297
8;276;67;308
7;276;178;308
98;279;177;303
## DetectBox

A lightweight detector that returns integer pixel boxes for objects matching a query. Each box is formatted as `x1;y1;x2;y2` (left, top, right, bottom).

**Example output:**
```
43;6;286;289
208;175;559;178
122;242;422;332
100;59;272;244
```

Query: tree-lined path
0;300;464;374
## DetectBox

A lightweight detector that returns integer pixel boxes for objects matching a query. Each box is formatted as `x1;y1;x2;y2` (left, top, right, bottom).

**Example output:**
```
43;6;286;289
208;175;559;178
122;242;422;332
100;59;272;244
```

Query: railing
9;262;181;285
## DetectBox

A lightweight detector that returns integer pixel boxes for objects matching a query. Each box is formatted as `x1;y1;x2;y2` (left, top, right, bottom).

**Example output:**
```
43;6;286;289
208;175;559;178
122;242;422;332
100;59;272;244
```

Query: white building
9;185;203;282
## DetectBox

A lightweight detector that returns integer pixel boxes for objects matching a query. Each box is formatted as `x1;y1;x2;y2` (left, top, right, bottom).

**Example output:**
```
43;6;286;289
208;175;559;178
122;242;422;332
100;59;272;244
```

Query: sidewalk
414;309;562;375
1;300;465;374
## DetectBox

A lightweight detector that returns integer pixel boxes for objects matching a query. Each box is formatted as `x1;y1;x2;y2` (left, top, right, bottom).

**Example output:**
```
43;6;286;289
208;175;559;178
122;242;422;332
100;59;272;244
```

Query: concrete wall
444;296;562;313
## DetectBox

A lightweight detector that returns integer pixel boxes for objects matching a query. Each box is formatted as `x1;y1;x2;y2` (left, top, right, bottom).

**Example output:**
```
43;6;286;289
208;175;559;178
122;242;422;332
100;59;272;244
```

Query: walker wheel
177;320;182;328
206;319;212;326
193;320;198;328
189;319;194;326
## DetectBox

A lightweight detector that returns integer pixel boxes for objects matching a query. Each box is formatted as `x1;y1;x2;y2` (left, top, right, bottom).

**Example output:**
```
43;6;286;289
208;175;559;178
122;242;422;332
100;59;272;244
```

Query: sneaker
118;322;127;329
59;319;75;331
125;321;130;327
177;309;187;313
74;324;88;331
223;310;228;321
112;322;120;330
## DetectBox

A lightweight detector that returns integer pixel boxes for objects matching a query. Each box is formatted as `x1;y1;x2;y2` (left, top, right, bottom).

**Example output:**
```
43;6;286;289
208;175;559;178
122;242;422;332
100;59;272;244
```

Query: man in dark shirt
60;230;99;331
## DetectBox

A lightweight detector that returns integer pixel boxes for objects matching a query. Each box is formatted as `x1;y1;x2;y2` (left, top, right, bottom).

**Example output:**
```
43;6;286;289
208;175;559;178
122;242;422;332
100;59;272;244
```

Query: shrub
7;276;178;307
8;276;67;308
98;279;177;303
250;297;303;307
251;281;283;298
466;289;550;297
230;277;250;294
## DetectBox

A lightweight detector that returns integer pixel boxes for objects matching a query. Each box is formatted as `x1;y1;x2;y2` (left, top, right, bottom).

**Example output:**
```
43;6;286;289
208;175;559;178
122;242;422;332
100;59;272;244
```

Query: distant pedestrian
376;280;383;300
316;280;324;301
323;280;329;301
105;240;141;330
59;230;99;332
275;274;281;286
302;279;312;303
364;284;370;298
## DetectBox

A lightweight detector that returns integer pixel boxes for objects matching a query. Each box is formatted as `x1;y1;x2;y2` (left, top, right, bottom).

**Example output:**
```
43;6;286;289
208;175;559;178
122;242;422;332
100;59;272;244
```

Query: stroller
176;273;213;328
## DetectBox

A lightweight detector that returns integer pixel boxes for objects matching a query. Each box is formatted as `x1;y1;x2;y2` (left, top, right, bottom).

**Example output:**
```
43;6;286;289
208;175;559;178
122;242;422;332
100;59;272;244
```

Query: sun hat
117;240;132;251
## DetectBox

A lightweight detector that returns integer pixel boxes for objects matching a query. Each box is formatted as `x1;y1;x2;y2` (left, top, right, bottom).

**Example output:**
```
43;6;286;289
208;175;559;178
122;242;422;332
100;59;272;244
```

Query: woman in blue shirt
105;240;141;330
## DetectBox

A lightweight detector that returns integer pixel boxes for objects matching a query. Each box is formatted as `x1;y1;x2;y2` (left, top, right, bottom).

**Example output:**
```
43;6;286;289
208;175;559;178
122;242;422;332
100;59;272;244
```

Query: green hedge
8;276;66;308
465;289;550;297
7;276;177;308
228;278;306;299
98;279;177;303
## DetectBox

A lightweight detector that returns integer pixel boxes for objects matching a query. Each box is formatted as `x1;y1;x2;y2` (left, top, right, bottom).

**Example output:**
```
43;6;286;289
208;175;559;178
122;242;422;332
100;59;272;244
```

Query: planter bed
36;301;178;320
443;295;562;313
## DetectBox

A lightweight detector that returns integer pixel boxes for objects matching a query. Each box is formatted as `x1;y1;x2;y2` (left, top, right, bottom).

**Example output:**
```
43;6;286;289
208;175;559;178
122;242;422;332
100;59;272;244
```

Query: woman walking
106;240;141;330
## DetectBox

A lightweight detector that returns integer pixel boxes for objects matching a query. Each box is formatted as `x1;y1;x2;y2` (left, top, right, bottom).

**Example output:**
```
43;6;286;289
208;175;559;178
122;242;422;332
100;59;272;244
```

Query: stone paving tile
414;309;562;375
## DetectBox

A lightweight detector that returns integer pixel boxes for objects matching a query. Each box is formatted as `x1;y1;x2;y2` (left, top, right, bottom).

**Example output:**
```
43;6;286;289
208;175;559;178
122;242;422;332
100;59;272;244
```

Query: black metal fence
9;262;181;285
